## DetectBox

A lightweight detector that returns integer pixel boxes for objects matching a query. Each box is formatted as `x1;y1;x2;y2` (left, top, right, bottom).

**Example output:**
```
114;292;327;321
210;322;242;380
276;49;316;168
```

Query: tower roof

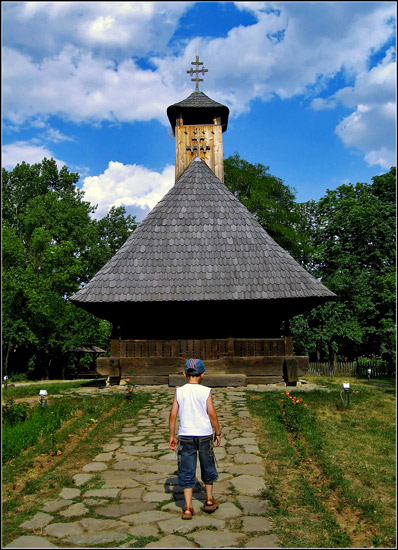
70;158;335;307
167;90;230;134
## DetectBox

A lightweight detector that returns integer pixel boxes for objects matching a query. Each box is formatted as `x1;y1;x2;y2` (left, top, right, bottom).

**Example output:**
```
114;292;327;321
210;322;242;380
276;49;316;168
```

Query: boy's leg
177;437;197;512
198;436;218;506
205;483;214;504
183;488;193;509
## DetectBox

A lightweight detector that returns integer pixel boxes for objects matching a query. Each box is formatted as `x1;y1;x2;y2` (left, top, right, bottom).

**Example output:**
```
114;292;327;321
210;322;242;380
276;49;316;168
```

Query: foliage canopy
2;158;137;379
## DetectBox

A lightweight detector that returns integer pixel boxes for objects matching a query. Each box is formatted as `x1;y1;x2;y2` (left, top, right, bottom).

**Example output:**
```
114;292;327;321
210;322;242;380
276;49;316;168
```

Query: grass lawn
2;387;151;548
247;376;396;549
2;379;105;400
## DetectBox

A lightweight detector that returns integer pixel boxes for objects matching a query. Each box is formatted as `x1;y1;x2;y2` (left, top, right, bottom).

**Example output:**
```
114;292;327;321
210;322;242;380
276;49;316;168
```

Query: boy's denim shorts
177;435;218;489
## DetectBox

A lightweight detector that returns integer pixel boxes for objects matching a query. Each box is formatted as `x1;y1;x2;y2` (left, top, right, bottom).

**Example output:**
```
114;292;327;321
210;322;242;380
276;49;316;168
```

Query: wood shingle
70;157;335;307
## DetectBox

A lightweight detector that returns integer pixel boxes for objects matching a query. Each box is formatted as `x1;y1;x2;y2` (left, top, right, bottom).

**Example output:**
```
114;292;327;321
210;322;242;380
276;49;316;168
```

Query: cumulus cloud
2;141;65;170
3;2;396;126
314;47;396;169
2;46;182;125
81;162;175;220
2;2;191;61
2;2;396;169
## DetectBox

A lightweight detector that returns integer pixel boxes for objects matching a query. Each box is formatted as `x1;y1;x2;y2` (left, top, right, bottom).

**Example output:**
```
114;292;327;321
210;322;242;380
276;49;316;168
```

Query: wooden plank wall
175;124;223;181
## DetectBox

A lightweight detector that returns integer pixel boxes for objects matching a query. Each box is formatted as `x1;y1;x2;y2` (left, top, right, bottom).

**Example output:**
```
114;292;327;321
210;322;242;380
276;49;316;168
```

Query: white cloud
2;2;396;170
329;48;396;169
2;46;182;125
81;161;174;219
2;2;191;60
335;102;396;169
2;141;65;170
3;3;396;126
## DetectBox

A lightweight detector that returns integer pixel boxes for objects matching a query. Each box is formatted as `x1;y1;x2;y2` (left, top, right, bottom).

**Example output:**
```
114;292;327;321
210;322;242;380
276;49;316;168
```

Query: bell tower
167;57;230;182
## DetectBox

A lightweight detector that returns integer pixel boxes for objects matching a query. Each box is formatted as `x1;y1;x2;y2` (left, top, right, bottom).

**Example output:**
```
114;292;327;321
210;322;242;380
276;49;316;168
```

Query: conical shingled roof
167;90;229;133
70;158;335;306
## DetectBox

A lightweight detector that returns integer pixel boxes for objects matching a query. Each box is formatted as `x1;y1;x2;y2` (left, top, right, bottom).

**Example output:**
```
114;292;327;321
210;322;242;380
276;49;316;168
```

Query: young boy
169;358;221;520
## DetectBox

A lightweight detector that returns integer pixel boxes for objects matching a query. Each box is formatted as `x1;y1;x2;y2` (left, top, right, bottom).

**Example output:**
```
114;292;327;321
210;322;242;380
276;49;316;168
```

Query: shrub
279;392;308;434
2;399;77;463
2;398;30;426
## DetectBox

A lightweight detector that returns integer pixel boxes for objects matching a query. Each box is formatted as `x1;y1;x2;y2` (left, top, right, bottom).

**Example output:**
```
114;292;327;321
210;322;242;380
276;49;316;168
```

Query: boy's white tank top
176;383;213;436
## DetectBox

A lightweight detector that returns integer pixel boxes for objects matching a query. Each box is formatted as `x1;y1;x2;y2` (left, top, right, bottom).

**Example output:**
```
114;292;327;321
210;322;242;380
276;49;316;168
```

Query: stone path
5;387;281;549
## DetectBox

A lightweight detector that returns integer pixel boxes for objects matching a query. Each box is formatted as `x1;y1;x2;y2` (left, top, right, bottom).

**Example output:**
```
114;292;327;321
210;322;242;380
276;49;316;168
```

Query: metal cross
187;56;208;91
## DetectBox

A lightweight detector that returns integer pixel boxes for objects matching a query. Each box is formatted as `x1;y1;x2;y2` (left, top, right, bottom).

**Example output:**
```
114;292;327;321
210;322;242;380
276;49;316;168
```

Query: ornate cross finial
187;56;208;91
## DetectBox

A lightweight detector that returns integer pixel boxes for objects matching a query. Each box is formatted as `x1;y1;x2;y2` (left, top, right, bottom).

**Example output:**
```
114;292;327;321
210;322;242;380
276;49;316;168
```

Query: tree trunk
46;358;51;380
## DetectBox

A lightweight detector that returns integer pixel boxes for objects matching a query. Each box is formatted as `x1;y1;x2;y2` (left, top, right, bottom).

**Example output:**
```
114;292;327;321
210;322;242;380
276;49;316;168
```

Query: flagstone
234;453;262;464
21;512;54;530
241;516;273;532
226;446;243;454
246;445;261;454
231;475;266;496
243;534;280;548
119;487;145;499
112;460;137;470
45;522;84;538
64;532;128;546
236;496;268;515
83;488;120;498
142;491;174;502
211;502;243;520
189;530;244;548
72;473;93;486
121;445;154;454
228;464;266;476
4;536;58;548
42;500;73;513
120;510;177;525
128;524;159;537
82;461;107;472
83;498;108;506
102;442;120;452
59;503;89;518
228;438;258;446
93;452;114;461
144;534;196;548
95;501;156;517
157;514;225;534
78;517;130;532
59;488;80;500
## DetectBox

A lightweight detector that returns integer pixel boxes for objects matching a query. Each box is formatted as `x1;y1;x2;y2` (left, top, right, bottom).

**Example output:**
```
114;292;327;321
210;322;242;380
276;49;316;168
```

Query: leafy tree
2;158;137;379
224;153;304;259
291;167;396;365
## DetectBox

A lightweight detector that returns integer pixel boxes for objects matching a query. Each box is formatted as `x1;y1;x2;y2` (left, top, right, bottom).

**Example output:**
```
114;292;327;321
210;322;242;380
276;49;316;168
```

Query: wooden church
70;57;336;386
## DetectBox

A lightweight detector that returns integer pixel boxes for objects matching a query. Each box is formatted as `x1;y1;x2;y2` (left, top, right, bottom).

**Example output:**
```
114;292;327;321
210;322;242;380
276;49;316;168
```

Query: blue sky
2;1;396;221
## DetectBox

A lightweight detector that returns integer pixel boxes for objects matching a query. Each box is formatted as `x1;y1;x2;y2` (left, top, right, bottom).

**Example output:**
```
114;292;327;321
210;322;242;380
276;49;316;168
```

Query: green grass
247;380;396;548
2;379;104;399
2;391;151;547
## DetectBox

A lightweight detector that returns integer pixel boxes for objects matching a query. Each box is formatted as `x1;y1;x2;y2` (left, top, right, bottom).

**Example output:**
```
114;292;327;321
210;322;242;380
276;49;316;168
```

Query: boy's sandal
181;506;194;520
204;497;219;513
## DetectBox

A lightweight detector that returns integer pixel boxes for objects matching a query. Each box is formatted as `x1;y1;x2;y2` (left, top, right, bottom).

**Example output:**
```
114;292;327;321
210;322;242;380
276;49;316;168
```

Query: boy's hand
214;434;221;447
169;436;178;451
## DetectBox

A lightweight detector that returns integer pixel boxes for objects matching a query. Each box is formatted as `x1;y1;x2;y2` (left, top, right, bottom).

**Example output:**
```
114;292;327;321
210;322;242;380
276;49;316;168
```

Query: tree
291;167;396;365
2;158;137;379
224;153;304;259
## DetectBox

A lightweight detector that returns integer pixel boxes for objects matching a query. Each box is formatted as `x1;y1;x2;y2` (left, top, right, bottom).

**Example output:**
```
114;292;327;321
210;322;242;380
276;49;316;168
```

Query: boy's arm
206;391;221;447
169;391;179;451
